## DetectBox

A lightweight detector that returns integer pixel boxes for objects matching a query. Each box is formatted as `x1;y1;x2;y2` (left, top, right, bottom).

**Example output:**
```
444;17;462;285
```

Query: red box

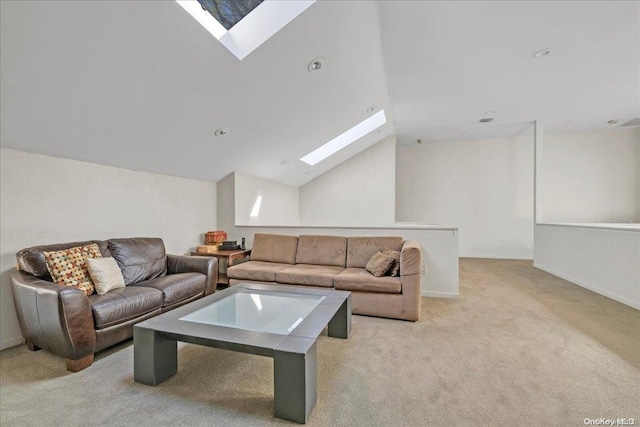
205;231;227;244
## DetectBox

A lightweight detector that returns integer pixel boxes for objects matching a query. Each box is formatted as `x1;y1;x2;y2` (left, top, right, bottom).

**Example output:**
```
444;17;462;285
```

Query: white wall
396;135;534;259
300;136;396;226
542;128;640;223
534;224;640;309
234;172;300;226
0;148;217;350
216;173;235;234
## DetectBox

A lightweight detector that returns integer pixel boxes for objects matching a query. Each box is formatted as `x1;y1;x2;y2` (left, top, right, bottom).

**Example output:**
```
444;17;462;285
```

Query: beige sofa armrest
400;240;422;276
399;240;423;321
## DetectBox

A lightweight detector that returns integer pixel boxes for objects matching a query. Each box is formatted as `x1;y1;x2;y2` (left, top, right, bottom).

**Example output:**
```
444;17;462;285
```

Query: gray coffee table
133;283;351;424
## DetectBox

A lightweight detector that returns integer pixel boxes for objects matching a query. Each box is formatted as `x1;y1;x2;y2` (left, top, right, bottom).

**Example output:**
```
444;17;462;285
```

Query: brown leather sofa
227;233;423;321
10;238;218;372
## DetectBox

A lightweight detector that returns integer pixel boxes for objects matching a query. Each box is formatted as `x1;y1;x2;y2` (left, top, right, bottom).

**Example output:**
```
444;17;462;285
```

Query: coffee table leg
273;342;317;424
328;295;351;339
133;325;177;386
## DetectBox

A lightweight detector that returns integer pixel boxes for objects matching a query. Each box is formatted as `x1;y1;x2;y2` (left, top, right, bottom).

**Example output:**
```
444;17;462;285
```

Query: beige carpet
1;259;638;426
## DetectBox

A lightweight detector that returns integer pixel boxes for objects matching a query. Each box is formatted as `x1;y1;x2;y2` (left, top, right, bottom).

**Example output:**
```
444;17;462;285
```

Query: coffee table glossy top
179;288;326;336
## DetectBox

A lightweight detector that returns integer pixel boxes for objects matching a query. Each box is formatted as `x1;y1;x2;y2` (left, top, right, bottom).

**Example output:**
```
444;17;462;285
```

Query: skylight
250;196;262;217
198;0;264;31
300;110;387;166
176;0;315;60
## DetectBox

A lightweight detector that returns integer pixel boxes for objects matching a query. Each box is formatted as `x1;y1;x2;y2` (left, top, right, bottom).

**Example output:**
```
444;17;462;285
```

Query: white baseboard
422;291;459;298
461;255;533;260
1;336;24;351
533;263;640;310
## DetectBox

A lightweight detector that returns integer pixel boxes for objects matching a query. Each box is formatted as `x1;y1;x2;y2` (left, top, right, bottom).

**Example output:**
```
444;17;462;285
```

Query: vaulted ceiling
1;1;638;186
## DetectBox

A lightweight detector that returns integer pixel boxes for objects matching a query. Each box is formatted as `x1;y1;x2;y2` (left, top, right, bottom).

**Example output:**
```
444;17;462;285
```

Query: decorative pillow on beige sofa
44;244;102;296
365;252;395;277
86;257;126;295
383;248;401;276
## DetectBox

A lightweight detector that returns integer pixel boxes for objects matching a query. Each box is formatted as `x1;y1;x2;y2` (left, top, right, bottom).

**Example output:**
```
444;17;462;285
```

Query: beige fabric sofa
227;233;422;321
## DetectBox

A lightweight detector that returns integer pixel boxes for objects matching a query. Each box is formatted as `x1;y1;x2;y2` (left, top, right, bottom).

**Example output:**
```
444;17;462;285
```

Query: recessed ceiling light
564;125;574;129
484;110;496;115
308;57;325;72
532;48;552;58
608;119;619;124
214;128;229;137
281;159;290;165
300;110;387;165
366;106;376;113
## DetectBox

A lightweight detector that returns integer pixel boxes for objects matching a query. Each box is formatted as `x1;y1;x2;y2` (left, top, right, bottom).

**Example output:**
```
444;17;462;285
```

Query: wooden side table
190;249;251;288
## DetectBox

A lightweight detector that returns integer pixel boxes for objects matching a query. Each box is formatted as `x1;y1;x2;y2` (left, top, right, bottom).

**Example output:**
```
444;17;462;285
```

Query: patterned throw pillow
86;257;125;295
383;248;401;276
44;244;102;296
365;252;395;277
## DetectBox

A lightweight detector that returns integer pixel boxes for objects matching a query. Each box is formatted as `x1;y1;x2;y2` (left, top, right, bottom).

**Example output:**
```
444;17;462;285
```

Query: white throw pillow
86;257;126;295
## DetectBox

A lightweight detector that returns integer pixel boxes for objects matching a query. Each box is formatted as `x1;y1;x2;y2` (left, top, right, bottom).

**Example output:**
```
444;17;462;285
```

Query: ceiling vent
479;118;493;123
621;118;640;127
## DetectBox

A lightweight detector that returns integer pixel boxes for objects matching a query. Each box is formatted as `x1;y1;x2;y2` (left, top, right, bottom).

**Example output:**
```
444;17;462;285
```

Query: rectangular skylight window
198;0;264;31
176;0;227;38
300;110;387;166
176;0;315;60
250;196;262;217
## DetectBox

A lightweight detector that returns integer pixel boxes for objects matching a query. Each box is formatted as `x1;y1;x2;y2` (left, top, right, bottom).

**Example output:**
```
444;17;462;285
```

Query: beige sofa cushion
276;264;345;288
365;252;395;277
346;236;403;268
295;235;347;267
227;260;293;282
335;268;401;293
251;233;298;265
383;248;401;276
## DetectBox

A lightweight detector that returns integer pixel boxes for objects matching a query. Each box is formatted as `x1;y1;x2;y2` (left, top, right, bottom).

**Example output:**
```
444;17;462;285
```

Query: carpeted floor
1;259;638;426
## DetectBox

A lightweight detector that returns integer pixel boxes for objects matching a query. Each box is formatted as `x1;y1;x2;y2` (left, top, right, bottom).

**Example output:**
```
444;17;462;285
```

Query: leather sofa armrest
10;269;96;360
167;255;218;295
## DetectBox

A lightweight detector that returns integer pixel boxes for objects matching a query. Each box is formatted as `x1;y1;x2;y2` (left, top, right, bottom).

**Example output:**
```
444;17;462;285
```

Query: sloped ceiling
1;0;638;186
380;1;640;145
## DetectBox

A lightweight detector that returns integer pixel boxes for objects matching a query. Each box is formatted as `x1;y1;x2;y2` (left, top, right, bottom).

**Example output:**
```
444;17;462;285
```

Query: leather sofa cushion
227;261;293;282
89;286;163;329
276;264;345;288
16;240;110;281
335;268;401;293
250;233;298;265
129;273;205;307
295;235;347;267
346;237;403;268
108;238;167;285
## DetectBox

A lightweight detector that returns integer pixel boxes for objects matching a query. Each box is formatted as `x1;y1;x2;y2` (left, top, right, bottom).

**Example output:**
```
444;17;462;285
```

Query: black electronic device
219;244;242;251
